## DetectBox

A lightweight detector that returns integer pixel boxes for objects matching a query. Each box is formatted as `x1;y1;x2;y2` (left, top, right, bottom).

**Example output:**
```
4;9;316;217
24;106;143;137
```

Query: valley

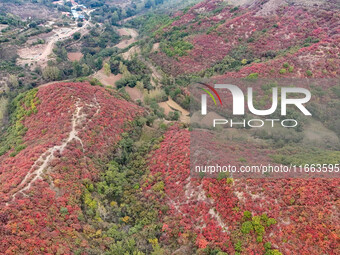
0;0;339;254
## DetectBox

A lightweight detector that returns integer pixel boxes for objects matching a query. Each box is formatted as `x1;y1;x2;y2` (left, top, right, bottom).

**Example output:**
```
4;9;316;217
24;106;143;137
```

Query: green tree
42;66;60;81
104;63;111;76
111;11;120;25
95;57;103;70
82;64;90;76
145;0;153;8
109;56;121;75
8;75;19;88
73;61;82;77
73;32;81;40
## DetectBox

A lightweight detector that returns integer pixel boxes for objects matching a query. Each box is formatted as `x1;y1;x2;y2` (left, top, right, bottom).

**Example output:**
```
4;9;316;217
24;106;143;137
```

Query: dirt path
37;16;91;65
7;96;100;205
122;45;140;60
18;10;93;68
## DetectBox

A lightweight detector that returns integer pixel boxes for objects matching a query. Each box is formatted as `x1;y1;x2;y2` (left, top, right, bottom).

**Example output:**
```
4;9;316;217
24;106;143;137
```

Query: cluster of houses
53;1;87;21
71;5;87;20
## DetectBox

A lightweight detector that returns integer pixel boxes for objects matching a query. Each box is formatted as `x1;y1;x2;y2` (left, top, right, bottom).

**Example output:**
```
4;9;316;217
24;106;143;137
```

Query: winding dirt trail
18;9;93;68
37;15;92;65
7;96;100;205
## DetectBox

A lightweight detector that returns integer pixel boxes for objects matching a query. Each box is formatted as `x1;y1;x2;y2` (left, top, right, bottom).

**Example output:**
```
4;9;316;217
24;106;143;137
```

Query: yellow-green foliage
272;146;340;165
237;211;280;254
0;89;39;157
144;88;167;104
0;96;8;122
103;62;111;76
241;212;277;240
152;181;164;192
83;191;98;211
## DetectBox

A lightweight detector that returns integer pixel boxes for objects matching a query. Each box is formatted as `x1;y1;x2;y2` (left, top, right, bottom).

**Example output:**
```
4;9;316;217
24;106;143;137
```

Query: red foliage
0;82;143;254
151;1;339;77
146;126;340;254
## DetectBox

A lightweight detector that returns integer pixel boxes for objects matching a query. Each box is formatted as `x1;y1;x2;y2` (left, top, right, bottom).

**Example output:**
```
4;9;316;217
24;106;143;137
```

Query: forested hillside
0;0;339;254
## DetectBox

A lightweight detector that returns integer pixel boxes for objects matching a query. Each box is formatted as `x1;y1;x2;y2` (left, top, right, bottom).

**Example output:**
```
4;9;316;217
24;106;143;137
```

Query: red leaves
146;126;339;254
0;82;143;253
152;0;339;78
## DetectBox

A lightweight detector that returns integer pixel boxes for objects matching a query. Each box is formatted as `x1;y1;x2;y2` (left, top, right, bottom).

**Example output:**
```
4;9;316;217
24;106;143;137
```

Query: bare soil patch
68;52;83;61
92;69;122;87
116;28;138;49
122;46;140;60
17;17;92;69
125;87;143;101
152;43;160;52
159;98;190;123
0;24;8;31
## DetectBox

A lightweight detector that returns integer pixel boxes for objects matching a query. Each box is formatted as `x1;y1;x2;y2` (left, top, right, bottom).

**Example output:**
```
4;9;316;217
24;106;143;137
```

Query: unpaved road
18;10;93;68
37;15;91;65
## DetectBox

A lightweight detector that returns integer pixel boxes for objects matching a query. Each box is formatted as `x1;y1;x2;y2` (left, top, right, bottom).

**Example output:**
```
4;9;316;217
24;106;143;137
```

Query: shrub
256;236;263;243
73;32;81;40
161;40;193;57
306;70;313;77
144;88;167;104
243;211;252;220
168;111;180;121
115;75;138;88
0;96;8;122
234;241;242;252
241;221;253;234
279;68;287;74
230;6;239;12
43;66;60;81
239;157;247;163
283;62;289;68
246;73;259;80
153;181;164;192
60;207;69;215
264;242;272;250
247;37;255;43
